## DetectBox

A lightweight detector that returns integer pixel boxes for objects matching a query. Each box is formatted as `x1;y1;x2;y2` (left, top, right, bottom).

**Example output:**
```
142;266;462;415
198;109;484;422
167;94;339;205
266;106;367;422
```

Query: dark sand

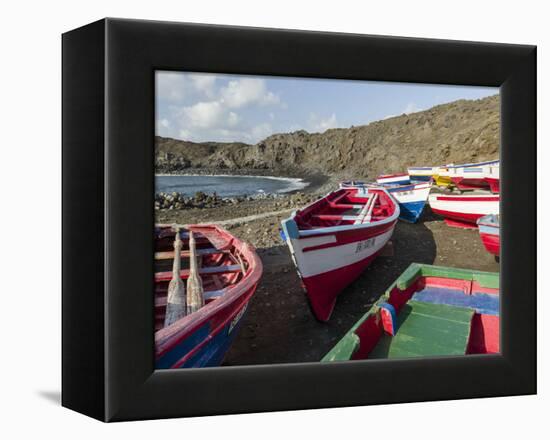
156;191;499;366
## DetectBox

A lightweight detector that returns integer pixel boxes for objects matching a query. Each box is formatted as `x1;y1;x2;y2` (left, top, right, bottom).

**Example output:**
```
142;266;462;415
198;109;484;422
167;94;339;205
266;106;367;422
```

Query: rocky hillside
156;94;499;179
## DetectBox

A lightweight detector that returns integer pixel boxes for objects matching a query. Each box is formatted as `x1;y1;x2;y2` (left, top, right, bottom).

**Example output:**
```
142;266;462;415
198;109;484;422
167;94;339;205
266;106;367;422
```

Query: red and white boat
281;187;400;321
428;192;499;228
477;214;500;256
438;160;500;193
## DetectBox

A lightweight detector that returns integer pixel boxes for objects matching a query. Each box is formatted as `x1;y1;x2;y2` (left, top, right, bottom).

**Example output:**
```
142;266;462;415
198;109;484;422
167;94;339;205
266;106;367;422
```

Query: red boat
428;192;499;228
281;187;399;321
439;160;500;193
477;214;500;256
154;225;262;368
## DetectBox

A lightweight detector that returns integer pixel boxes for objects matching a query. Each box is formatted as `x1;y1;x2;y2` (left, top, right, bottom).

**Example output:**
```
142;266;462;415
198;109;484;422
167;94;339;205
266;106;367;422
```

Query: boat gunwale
285;187;400;238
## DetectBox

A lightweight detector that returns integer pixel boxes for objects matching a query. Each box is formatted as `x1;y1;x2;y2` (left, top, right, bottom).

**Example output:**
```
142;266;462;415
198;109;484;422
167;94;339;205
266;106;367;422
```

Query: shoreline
155;168;331;196
155;173;310;194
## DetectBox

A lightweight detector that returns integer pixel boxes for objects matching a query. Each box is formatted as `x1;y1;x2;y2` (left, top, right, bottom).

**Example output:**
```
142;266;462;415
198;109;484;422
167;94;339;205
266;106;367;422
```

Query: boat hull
407;166;438;182
407;173;433;182
156;298;251;368
434;175;452;187
428;193;499;228
442;162;500;193
376;173;410;186
477;214;500;256
297;224;396;321
386;182;432;223
486;177;500;193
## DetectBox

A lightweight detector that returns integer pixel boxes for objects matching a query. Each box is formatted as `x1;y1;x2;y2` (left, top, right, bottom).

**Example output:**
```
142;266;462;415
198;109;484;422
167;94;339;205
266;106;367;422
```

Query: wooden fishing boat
407;165;439;182
438;160;500;193
154;224;262;368
477;214;500;256
376;173;410;186
281;187;399;322
340;180;432;223
407;165;452;187
342;180;432;223
322;264;499;362
428;192;499;228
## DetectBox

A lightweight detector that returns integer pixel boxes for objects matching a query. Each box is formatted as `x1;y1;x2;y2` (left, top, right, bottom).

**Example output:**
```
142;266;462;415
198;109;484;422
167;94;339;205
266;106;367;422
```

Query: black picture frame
62;18;536;422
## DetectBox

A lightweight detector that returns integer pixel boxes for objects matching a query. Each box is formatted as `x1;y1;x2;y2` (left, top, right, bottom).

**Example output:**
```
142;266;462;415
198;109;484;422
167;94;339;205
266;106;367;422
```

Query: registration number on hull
229;303;248;334
355;238;375;253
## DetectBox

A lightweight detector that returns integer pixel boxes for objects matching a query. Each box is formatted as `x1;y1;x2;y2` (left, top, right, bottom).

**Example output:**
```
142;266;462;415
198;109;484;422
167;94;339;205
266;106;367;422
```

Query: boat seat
155;247;229;260
155;264;242;282
412;287;500;316
369;300;475;359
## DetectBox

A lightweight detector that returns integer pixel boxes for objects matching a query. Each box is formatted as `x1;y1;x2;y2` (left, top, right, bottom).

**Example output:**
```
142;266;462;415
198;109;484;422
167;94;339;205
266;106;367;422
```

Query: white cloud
182;101;225;128
220;78;281;108
156;72;218;102
227;112;240;127
156;72;188;102
156;73;284;143
178;129;192;139
189;74;217;98
309;113;338;132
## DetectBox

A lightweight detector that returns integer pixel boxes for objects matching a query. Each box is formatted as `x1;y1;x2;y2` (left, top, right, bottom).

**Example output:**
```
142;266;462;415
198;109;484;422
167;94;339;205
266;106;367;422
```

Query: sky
156;71;498;144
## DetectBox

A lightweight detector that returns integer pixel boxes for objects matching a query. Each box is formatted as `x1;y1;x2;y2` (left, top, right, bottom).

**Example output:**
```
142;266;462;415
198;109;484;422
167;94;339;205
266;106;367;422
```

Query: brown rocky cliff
156;94;499;178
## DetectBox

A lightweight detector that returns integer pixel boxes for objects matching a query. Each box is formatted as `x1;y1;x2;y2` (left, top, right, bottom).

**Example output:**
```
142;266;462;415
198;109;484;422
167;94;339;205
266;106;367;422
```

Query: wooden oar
164;228;187;327
186;231;205;314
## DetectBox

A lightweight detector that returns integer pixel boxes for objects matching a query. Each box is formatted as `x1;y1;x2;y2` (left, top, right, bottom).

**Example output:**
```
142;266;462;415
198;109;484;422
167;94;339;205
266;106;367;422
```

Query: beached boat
154;224;262;368
376;173;410;186
477;214;500;256
428;192;499;228
407;165;440;182
407;165;452;187
340;180;432;223
281;187;399;322
484;166;500;194
439;160;500;193
322;263;499;362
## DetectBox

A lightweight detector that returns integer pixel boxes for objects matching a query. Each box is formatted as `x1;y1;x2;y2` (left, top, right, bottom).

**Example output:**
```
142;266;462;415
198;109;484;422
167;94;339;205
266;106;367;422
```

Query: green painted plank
417;264;499;289
321;333;360;362
395;263;423;290
369;301;474;359
472;272;499;289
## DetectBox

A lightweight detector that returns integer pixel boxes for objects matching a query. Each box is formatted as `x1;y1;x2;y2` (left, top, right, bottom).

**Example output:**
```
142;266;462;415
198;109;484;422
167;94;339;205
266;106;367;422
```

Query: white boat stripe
288;227;395;278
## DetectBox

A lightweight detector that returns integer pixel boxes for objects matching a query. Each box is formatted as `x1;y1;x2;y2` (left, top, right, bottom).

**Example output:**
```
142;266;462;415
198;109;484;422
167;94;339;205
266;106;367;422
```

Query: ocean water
155;174;308;198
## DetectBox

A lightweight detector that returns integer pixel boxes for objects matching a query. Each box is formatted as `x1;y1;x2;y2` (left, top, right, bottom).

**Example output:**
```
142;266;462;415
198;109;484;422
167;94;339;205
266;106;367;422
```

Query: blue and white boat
340;180;433;223
407;166;440;182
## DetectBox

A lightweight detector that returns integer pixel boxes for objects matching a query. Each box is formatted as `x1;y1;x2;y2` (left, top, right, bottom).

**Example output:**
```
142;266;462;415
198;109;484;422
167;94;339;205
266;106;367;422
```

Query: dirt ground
156;196;499;366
